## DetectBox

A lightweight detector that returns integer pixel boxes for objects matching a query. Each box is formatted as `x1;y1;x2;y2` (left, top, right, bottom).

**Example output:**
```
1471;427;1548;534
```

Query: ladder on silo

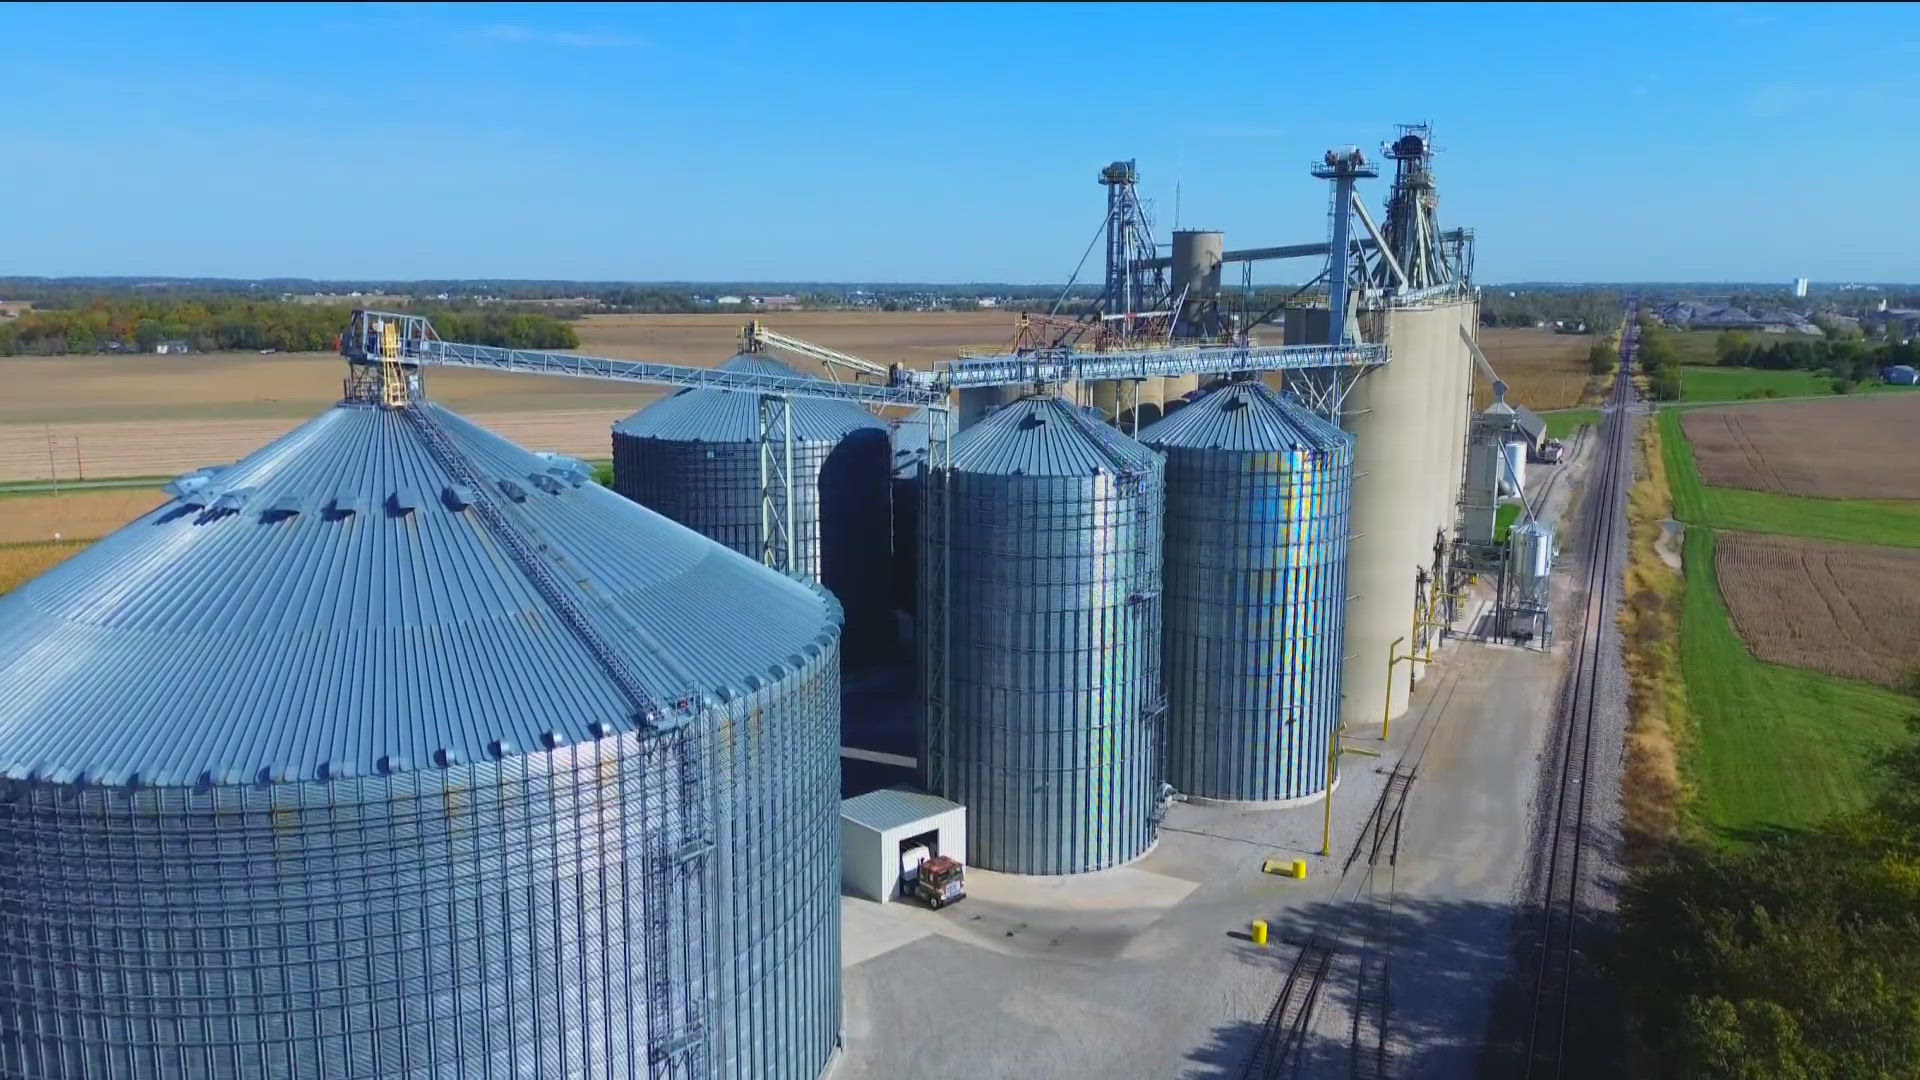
398;402;715;1075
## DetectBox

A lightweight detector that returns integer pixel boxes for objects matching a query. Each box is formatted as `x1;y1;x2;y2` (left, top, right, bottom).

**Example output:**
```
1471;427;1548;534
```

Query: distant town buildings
1653;301;1822;336
154;339;192;355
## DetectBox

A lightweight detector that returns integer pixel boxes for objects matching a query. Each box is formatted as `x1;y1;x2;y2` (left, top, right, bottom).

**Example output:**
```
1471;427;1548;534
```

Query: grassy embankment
1617;420;1687;856
1658;410;1920;548
1646;410;1915;840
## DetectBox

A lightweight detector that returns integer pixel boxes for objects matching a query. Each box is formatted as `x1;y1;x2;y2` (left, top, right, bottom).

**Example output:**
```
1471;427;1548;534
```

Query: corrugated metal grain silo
0;398;844;1080
1138;381;1354;803
923;394;1166;874
613;353;892;659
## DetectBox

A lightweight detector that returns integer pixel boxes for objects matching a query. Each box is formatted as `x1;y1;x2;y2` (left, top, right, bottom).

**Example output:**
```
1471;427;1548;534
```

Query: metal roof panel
841;788;964;832
613;353;887;443
0;401;840;788
948;394;1160;477
1137;381;1351;453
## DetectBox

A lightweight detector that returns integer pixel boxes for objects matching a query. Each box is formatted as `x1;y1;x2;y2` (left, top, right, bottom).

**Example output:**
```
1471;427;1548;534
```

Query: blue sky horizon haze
1;2;1912;283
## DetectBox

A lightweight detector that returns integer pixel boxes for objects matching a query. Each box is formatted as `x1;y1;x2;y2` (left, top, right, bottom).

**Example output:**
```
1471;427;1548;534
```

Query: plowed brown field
1681;395;1920;499
1715;531;1920;688
1473;328;1600;411
0;541;88;595
0;312;1029;486
0;489;168;543
0;409;641;484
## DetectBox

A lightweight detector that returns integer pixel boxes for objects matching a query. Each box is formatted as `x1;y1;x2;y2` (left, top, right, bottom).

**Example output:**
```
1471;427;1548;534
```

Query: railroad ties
1241;938;1338;1080
1521;306;1638;1077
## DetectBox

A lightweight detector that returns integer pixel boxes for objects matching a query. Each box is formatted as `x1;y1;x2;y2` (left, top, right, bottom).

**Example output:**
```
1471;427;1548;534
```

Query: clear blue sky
2;2;1912;284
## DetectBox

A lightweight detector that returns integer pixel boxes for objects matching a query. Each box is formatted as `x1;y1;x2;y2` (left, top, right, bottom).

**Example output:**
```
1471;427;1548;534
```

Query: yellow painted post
1322;721;1338;856
1251;920;1269;947
1383;635;1406;740
1292;859;1307;880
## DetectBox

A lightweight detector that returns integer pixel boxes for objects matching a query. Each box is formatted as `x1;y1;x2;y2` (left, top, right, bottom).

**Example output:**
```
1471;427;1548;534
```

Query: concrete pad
840;896;934;968
918;865;1201;963
963;864;1198;912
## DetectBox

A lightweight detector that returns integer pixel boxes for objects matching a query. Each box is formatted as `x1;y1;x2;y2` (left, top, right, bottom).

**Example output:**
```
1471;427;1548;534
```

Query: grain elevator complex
0;126;1550;1076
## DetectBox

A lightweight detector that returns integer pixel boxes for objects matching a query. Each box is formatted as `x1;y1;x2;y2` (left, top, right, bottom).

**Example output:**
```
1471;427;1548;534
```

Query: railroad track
1519;304;1639;1077
1241;937;1338;1079
1242;675;1463;1079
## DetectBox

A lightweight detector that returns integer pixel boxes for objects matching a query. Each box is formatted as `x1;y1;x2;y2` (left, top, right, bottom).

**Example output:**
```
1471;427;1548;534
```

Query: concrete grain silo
613;353;893;660
1139;381;1353;803
1338;298;1479;729
0;396;845;1079
922;394;1165;874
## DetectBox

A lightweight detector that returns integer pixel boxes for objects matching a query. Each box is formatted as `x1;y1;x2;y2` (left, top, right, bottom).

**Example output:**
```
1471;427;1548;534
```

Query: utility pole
44;425;59;497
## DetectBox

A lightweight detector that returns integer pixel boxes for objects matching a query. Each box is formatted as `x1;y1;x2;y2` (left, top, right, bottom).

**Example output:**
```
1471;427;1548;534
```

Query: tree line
1713;329;1917;384
1616;716;1920;1076
1636;319;1685;400
0;298;577;356
1480;288;1623;330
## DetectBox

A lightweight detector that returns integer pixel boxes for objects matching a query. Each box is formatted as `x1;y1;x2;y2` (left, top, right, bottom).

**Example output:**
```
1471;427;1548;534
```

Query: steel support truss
757;395;797;574
919;405;955;797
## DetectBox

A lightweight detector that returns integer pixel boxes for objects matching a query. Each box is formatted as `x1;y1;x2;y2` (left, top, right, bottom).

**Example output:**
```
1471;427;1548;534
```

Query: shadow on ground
1181;892;1622;1080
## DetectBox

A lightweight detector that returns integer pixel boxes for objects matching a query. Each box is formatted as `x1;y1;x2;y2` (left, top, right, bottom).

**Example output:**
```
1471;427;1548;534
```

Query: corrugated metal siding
925;396;1165;874
1140;383;1353;802
0;402;843;1079
613;355;892;659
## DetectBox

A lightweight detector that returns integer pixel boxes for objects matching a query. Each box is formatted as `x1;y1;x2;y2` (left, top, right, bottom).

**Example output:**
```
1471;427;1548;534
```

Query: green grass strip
1679;526;1914;840
1659;410;1920;548
1540;408;1599;439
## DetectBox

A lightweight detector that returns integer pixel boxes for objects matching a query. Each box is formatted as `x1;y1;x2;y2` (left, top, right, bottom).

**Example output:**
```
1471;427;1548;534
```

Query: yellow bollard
1292;859;1308;880
1251;919;1269;947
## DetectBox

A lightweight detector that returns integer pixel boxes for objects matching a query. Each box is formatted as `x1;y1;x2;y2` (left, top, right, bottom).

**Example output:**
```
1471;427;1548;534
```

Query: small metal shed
1511;405;1549;456
840;789;967;904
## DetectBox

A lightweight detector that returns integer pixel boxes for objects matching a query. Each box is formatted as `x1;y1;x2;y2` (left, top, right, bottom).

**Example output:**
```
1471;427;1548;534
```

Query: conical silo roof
1137;380;1349;452
0;401;840;788
613;353;885;442
950;393;1160;476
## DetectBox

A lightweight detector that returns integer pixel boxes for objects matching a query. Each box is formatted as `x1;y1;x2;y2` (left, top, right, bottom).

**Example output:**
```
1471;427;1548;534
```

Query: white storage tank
1500;439;1527;498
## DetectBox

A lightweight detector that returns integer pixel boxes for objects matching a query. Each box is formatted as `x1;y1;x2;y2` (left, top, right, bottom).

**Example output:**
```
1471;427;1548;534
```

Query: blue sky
1;2;1912;283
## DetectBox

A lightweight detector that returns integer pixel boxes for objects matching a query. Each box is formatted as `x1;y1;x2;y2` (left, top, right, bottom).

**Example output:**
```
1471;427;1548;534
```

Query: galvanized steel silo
923;394;1166;874
0;399;844;1079
1138;381;1353;803
613;353;892;658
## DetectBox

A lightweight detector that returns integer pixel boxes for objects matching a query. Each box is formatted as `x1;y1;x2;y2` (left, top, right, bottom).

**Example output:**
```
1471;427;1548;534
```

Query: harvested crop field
0;312;1031;482
0;540;88;596
0;410;634;484
1473;328;1599;411
0;489;167;543
1681;395;1920;499
1714;531;1920;689
574;310;1018;369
